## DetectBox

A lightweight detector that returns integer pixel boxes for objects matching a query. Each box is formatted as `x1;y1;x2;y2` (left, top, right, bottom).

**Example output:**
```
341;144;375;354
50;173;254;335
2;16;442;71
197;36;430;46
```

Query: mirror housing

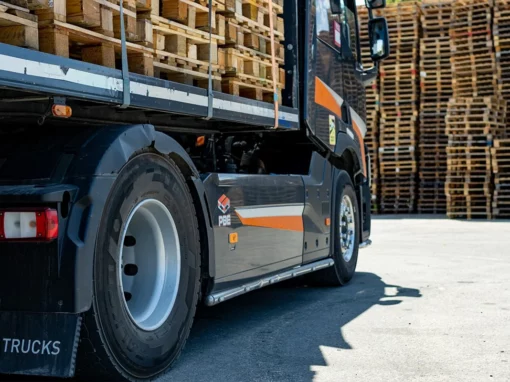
368;17;390;62
365;0;385;9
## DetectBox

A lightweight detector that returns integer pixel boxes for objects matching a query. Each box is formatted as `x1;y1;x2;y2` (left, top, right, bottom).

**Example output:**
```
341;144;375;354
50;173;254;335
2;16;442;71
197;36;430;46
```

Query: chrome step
359;239;372;249
205;258;335;306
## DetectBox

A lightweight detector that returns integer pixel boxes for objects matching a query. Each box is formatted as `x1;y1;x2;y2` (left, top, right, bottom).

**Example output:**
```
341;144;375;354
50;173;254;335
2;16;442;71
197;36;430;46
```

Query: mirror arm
359;64;379;87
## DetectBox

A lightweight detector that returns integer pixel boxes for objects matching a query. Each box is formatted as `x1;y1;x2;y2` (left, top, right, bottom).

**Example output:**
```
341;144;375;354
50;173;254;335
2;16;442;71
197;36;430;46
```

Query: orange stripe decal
315;77;342;118
236;213;304;232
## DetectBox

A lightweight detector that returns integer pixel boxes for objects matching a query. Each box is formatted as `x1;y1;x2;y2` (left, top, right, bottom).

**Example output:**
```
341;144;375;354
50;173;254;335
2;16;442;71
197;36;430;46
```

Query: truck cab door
303;0;345;149
303;0;367;165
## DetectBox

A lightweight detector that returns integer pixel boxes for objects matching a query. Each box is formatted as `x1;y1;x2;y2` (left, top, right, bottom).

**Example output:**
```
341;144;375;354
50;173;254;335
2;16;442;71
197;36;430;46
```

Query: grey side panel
202;173;305;292
302;152;333;264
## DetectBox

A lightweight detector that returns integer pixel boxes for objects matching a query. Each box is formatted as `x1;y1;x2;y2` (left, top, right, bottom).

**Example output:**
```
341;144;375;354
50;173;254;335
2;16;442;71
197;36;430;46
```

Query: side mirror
368;17;390;62
365;0;385;9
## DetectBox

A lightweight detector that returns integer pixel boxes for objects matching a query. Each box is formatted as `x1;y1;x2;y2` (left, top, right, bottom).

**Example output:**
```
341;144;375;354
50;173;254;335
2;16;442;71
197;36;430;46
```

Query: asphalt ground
163;216;510;382
6;217;510;381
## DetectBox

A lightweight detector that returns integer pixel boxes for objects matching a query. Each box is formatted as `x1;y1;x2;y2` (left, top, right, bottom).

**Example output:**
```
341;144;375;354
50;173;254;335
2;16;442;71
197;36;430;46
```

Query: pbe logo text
218;194;231;226
219;214;231;226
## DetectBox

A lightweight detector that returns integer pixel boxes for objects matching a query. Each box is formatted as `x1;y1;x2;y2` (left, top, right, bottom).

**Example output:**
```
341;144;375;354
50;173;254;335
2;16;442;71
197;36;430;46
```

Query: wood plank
0;10;37;27
154;60;221;80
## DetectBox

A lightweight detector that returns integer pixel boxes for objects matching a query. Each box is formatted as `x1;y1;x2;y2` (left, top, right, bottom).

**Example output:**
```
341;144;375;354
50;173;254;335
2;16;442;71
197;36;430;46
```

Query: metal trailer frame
0;43;300;130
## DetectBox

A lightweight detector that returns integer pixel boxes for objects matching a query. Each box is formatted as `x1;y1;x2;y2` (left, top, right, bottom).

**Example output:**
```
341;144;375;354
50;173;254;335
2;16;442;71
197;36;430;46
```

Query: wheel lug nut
124;235;136;247
124;264;139;276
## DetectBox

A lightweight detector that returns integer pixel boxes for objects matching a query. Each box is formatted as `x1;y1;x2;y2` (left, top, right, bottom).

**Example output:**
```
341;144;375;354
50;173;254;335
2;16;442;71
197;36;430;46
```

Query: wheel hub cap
118;199;181;331
340;194;355;262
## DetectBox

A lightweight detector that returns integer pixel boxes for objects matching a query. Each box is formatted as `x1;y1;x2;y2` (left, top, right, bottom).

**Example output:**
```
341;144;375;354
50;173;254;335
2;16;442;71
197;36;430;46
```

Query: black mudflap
0;312;81;378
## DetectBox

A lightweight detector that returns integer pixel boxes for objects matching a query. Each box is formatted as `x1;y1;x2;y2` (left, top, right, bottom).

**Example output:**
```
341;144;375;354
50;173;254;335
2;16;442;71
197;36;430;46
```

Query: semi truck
0;0;389;379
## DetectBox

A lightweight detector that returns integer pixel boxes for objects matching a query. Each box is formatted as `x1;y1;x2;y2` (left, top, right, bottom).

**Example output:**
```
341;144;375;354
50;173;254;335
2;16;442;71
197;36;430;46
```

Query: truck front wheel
77;153;201;381
311;170;360;286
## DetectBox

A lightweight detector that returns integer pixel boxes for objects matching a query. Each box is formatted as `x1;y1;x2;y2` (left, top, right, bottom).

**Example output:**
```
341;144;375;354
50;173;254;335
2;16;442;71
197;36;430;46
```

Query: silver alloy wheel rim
119;199;181;331
339;194;355;262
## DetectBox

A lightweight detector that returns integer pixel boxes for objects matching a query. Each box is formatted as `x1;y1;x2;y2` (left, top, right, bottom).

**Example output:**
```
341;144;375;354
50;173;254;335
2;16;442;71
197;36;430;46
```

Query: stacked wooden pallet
34;0;155;76
217;0;285;101
0;0;284;102
152;0;227;89
450;0;496;98
494;0;510;100
358;6;380;213
378;1;419;213
445;98;506;219
446;0;505;219
0;0;38;50
491;139;510;217
417;0;453;214
493;0;510;218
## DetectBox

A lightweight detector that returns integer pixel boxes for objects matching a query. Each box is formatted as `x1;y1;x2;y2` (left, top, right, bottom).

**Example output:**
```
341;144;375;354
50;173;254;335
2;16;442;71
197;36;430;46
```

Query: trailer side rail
0;43;299;130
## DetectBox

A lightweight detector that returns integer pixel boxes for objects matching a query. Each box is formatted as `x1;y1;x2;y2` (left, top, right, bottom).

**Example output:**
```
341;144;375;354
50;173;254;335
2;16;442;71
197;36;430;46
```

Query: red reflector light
0;208;59;242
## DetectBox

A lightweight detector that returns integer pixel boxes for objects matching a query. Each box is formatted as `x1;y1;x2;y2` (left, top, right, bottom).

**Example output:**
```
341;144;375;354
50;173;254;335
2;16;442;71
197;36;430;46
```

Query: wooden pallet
491;139;510;173
447;194;492;220
450;0;498;100
493;173;510;217
151;14;225;87
0;0;284;102
216;0;284;101
0;0;38;49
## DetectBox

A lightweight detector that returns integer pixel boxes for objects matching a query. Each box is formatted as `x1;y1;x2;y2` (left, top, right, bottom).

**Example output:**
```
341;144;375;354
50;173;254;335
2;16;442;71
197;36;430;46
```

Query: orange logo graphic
218;194;230;214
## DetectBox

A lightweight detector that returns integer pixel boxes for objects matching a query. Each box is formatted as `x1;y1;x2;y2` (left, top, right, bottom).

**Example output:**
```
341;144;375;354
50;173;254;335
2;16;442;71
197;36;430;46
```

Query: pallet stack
0;0;284;103
417;1;453;214
491;139;510;217
358;6;380;213
0;0;39;50
378;1;420;213
445;98;506;219
218;0;285;102
492;0;510;218
152;0;227;89
446;0;506;219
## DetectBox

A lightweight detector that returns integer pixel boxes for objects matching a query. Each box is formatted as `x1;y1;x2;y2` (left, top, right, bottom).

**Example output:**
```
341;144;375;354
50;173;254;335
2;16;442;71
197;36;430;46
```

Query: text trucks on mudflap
0;0;389;379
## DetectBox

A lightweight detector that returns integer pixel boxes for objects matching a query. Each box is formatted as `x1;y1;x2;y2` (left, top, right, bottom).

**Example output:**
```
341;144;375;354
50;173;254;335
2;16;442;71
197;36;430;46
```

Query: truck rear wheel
77;153;201;381
311;170;360;286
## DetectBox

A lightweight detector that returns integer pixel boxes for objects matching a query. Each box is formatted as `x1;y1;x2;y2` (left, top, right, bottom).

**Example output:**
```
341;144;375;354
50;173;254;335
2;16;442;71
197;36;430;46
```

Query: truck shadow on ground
167;272;421;382
2;272;421;382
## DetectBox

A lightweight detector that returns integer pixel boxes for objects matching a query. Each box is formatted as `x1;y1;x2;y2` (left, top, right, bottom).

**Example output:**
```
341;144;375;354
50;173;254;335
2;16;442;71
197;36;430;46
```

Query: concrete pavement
163;217;510;382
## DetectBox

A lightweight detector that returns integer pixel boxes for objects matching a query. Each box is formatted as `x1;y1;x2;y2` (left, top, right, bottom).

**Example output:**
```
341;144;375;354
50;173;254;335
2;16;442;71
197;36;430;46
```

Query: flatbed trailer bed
0;43;300;131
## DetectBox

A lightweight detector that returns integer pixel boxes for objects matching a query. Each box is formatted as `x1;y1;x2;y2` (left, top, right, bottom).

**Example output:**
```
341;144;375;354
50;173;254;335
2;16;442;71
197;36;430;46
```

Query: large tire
311;170;360;286
77;153;201;381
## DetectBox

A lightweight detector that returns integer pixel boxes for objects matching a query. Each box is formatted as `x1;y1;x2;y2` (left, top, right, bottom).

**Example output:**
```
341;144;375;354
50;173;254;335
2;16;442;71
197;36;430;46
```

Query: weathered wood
35;0;66;24
82;42;115;67
135;17;152;45
128;52;153;76
66;0;100;28
38;25;69;56
0;24;38;49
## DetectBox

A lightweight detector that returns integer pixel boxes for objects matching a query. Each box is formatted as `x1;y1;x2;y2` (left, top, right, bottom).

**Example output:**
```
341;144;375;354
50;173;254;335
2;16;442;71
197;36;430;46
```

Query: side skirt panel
205;258;334;306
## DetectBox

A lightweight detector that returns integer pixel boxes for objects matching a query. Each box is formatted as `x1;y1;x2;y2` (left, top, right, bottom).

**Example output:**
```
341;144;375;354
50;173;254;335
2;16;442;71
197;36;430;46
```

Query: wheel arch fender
330;133;365;246
65;124;213;313
333;131;364;183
